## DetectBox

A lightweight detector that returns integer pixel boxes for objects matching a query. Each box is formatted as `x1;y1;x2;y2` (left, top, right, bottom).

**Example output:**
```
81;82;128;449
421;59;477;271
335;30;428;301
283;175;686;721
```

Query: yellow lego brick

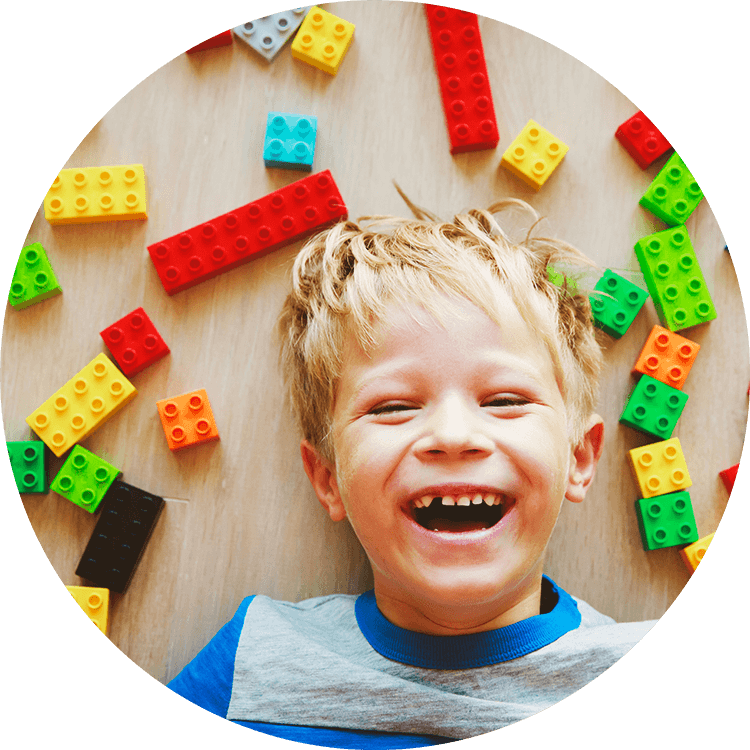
679;532;714;574
44;164;148;225
500;120;569;190
26;353;137;457
291;6;355;75
628;437;692;499
66;585;109;634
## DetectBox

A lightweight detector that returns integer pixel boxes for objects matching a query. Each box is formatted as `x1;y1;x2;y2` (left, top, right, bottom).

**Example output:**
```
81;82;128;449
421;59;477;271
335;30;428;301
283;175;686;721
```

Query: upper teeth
415;493;501;508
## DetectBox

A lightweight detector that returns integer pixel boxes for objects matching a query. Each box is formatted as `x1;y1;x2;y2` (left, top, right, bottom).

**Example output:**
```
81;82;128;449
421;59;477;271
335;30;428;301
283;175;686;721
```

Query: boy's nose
413;395;494;459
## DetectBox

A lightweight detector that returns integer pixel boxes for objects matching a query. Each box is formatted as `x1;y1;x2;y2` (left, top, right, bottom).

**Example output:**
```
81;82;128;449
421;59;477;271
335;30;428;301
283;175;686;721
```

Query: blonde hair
278;196;603;462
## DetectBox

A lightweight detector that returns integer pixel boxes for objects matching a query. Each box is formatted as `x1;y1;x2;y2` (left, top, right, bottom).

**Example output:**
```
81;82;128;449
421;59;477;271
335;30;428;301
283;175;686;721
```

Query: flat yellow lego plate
501;120;569;190
66;585;109;634
291;6;355;75
628;437;692;499
44;164;148;225
26;353;137;457
679;532;714;573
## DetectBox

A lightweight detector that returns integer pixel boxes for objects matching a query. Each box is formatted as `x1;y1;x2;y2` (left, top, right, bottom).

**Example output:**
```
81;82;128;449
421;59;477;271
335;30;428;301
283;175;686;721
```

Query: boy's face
302;293;602;633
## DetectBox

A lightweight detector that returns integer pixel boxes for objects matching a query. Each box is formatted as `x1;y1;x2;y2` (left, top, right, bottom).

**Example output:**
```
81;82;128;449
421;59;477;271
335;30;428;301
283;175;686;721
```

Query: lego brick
620;374;689;440
632;325;700;389
26;353;137;458
719;463;739;495
186;30;233;53
156;389;220;451
615;110;672;169
66;585;110;634
590;269;648;338
148;169;347;295
679;532;714;574
263;112;318;171
639;152;704;226
7;440;48;494
100;307;170;377
233;8;310;61
500;119;569;190
629;437;692;499
291;6;355;75
44;165;148;225
423;5;499;154
9;242;62;310
75;480;164;593
634;226;716;331
634;491;699;551
50;445;122;514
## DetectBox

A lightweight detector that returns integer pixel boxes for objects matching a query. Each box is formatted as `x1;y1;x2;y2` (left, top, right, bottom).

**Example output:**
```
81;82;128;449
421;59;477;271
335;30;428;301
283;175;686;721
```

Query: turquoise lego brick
639;152;703;226
263;112;318;170
7;440;48;494
9;242;62;310
589;269;648;338
635;491;699;551
234;8;310;62
620;374;689;439
50;445;122;513
634;226;716;331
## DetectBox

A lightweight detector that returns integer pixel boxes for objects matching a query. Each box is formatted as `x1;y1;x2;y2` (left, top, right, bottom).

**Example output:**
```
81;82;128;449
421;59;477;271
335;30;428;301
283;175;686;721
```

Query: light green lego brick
639;152;703;226
9;242;62;309
50;445;121;513
634;226;716;331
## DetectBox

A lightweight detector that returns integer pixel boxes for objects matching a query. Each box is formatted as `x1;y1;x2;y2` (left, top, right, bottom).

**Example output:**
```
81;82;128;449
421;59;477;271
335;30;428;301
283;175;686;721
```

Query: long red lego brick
147;170;348;295
424;4;499;154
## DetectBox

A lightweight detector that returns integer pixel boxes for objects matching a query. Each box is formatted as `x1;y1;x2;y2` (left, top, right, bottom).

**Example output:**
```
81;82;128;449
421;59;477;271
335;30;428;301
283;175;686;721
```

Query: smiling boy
168;198;655;747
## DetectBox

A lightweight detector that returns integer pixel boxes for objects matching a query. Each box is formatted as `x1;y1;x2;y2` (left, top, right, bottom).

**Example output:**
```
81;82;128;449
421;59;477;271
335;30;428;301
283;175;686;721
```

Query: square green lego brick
50;445;121;513
634;226;716;331
590;269;649;338
9;242;62;310
7;440;48;493
639;152;703;226
635;491;699;550
620;374;689;439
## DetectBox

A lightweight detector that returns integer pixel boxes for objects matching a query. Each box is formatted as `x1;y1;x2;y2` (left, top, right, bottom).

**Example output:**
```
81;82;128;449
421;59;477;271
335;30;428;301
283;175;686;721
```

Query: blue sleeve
166;595;255;717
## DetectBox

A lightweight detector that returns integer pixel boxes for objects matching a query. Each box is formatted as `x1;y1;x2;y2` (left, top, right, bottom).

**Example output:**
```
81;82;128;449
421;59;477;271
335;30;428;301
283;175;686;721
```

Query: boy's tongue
430;518;491;533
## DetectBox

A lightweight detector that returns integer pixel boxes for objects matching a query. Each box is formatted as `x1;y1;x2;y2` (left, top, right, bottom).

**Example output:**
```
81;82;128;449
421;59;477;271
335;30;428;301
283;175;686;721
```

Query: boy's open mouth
411;493;510;533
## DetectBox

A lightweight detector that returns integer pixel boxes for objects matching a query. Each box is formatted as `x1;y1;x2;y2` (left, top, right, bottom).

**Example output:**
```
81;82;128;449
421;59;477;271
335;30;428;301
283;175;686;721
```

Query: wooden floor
2;1;746;687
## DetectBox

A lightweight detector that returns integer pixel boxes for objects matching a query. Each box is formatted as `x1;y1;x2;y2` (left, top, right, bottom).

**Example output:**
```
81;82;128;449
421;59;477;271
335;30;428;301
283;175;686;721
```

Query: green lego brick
634;226;716;331
590;269;648;338
9;242;62;309
7;440;48;493
50;445;122;513
620;374;689;439
639;152;703;226
635;491;699;551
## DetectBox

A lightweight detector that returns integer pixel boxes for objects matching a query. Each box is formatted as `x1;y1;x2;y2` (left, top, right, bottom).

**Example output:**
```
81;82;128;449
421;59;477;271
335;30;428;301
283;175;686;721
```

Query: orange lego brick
633;325;700;389
679;533;714;574
156;389;219;451
66;585;109;634
628;437;692;499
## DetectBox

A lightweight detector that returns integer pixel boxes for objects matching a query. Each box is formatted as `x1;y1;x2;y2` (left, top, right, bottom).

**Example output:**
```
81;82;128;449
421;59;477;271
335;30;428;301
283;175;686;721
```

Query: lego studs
501;120;568;190
157;389;220;451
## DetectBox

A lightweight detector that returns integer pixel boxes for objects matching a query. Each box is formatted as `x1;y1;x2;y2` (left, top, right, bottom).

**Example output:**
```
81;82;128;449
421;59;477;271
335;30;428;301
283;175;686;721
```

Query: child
167;197;655;747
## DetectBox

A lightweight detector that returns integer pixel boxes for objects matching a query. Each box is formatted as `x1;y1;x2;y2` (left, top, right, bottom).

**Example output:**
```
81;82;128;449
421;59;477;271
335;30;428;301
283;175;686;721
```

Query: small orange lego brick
633;325;700;390
156;389;219;451
66;585;109;634
628;437;692;499
679;533;714;574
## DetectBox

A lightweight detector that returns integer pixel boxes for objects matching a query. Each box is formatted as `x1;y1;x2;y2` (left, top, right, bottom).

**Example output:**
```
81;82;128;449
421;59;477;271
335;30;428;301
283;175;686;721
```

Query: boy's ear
565;414;605;504
300;439;347;522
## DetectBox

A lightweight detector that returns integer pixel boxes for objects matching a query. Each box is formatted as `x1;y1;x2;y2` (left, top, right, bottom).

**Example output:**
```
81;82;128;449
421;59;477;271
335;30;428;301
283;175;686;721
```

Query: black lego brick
75;479;164;593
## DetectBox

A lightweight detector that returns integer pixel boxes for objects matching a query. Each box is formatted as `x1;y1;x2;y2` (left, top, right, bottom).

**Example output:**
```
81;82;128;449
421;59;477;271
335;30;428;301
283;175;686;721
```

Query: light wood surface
2;1;746;684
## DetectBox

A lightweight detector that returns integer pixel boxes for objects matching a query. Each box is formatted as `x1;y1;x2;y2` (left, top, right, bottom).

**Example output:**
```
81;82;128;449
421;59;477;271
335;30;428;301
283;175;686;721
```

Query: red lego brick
615;111;672;169
100;307;170;377
720;463;739;495
187;30;233;53
424;5;499;154
148;170;347;295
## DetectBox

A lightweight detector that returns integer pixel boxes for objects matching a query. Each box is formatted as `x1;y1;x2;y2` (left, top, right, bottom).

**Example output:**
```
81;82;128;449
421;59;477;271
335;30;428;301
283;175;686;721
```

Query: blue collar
354;575;581;669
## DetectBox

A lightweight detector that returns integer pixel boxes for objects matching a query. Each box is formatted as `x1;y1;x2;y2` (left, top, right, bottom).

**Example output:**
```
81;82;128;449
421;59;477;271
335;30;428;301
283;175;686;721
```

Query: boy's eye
369;402;416;415
483;395;529;408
